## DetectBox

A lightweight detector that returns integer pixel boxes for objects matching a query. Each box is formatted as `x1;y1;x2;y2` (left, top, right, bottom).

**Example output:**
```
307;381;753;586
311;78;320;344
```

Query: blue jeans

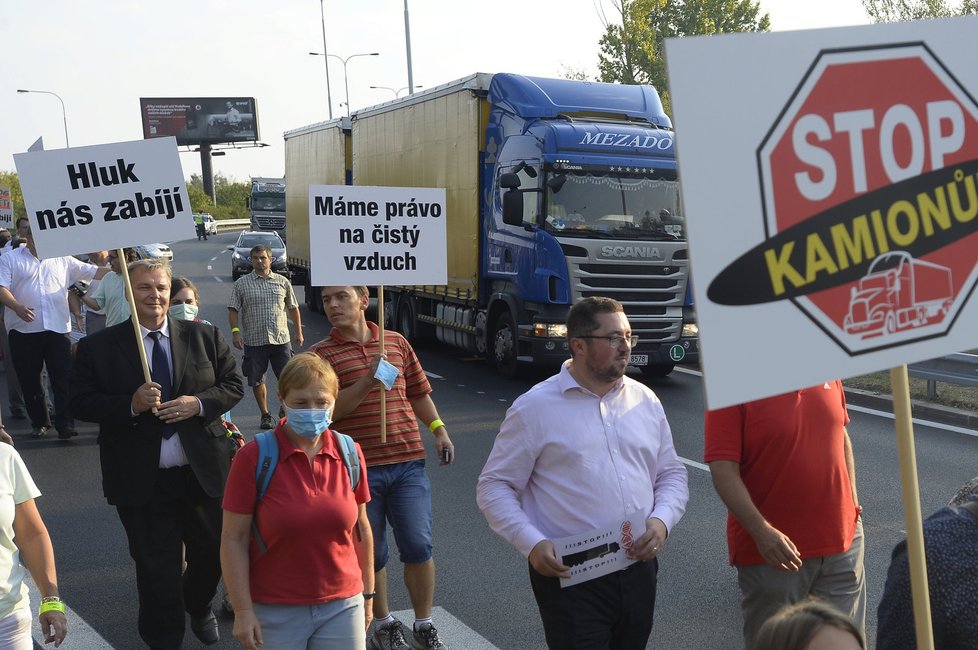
253;596;365;650
366;459;433;570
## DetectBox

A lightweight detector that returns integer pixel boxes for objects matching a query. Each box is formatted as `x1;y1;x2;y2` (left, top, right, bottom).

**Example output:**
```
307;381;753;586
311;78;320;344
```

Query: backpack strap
252;430;278;554
333;430;360;490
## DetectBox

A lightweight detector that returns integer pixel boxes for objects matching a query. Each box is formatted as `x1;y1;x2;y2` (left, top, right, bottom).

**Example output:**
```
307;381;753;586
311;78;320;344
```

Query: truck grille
255;216;285;229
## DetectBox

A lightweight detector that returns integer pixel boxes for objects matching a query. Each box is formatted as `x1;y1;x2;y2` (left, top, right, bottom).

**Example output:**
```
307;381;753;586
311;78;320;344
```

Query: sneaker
411;623;448;649
259;413;273;429
368;620;410;650
30;426;49;439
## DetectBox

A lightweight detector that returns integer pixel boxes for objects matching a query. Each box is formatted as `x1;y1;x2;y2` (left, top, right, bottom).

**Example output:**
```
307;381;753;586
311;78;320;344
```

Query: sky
1;0;872;184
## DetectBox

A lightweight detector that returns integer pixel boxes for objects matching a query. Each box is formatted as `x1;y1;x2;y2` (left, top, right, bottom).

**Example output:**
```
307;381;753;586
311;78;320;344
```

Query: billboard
139;97;259;146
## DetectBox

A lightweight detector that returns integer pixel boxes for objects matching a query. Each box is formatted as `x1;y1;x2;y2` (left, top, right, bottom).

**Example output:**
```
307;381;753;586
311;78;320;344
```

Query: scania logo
600;245;662;260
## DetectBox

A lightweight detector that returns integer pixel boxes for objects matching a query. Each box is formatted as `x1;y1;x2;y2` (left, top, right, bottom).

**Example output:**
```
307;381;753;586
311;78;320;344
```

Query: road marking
848;404;978;437
28;575;113;648
680;456;710;472
425;371;445;380
675;366;703;377
390;607;500;649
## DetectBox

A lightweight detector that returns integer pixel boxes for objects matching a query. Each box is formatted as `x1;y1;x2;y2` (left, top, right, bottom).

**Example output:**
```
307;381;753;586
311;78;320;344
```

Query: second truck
285;73;697;378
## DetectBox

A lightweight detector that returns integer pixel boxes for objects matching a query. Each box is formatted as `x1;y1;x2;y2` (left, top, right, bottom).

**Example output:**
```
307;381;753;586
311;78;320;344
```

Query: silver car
228;231;288;281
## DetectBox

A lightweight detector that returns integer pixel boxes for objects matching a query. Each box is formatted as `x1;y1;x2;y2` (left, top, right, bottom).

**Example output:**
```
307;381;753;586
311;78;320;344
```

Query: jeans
254;596;365;650
365;459;433;569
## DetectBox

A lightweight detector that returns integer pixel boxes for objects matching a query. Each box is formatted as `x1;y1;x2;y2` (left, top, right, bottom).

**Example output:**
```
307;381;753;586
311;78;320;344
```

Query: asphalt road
5;231;977;649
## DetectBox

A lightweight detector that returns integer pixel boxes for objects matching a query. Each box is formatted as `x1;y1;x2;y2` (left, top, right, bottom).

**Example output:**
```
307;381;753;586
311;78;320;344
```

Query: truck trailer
285;73;697;378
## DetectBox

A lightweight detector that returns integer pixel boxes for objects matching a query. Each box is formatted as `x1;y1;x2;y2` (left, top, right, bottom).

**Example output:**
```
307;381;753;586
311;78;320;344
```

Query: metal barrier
216;219;250;232
908;353;978;400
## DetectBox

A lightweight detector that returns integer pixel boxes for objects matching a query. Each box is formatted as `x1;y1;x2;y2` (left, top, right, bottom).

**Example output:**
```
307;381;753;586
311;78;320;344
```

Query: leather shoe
57;428;78;440
190;610;219;646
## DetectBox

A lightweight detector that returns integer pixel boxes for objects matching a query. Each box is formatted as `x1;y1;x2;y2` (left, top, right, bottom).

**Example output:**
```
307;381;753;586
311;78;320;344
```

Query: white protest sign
0;186;13;230
13;137;194;259
308;185;447;286
666;17;978;409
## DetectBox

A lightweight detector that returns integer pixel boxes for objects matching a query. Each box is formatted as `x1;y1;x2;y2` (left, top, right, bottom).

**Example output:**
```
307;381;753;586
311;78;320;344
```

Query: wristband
231;327;241;333
363;592;376;600
39;600;66;616
428;419;445;433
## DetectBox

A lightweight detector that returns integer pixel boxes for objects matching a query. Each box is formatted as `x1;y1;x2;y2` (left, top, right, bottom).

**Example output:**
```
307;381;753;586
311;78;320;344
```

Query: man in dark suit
70;258;243;649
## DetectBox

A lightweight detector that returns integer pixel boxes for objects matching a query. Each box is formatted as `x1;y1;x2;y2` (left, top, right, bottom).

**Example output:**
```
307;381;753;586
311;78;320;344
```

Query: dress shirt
477;360;689;558
139;320;189;468
0;247;97;334
227;271;297;346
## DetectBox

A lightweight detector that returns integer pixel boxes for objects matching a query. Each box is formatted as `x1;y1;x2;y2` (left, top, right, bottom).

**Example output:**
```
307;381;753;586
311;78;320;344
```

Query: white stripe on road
680;456;710;472
390;607;500;649
28;575;113;648
847;404;978;437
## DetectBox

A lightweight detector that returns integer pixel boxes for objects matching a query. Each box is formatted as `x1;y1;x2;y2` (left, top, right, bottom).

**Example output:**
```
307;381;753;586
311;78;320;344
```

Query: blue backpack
251;429;361;554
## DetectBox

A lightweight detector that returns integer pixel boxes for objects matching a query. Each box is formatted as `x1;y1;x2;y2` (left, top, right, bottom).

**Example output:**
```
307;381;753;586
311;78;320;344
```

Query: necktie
149;331;176;439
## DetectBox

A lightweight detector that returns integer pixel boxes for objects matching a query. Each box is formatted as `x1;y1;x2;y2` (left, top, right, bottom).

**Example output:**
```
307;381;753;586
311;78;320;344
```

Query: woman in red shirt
221;353;374;649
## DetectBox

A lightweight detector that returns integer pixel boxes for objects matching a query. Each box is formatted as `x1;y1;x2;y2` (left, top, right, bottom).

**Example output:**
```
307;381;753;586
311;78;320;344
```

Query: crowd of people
0;223;976;650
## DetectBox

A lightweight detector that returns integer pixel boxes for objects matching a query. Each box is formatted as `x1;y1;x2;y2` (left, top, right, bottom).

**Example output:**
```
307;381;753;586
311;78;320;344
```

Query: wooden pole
890;364;934;650
378;285;386;443
120;249;152;387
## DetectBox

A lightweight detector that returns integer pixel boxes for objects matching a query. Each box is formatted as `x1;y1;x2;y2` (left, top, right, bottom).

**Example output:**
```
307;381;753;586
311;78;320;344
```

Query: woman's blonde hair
277;353;339;401
753;599;864;650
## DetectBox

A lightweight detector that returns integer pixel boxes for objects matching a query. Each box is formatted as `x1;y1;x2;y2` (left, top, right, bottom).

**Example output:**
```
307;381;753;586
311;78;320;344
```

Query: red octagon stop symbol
756;43;978;355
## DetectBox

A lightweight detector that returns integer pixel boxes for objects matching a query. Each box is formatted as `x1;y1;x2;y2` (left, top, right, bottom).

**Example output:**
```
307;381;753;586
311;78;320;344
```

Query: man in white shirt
0;221;108;438
0;228;26;420
477;296;689;650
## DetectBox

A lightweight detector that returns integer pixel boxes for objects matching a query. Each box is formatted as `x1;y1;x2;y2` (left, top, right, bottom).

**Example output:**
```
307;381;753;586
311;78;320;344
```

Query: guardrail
908;353;978;400
215;219;251;232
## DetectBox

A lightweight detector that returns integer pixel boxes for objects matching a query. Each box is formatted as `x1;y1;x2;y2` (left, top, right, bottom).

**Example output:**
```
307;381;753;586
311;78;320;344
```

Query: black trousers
529;558;658;650
8;330;72;430
116;466;223;650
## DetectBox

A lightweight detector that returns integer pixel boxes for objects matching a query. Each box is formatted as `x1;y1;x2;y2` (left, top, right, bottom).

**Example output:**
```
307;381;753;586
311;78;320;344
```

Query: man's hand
434;429;455;465
131;381;163;413
752;523;802;571
529;540;571;579
39;608;67;647
294;331;304;348
13;303;34;322
633;517;668;561
231;330;243;350
231;607;263;650
157;397;201;424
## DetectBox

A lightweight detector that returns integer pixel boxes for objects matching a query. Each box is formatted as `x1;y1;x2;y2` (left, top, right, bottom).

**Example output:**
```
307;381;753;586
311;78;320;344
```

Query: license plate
629;354;648;366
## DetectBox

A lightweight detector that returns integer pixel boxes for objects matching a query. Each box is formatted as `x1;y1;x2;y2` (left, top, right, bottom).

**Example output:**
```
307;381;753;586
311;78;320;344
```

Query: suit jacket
70;318;243;506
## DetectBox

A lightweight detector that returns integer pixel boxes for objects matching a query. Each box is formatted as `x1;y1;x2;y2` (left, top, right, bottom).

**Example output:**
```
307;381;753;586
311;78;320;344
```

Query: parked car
228;230;288;281
134;243;173;261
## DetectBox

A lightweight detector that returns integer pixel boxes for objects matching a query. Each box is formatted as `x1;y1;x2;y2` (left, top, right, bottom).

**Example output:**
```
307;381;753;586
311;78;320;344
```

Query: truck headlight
533;323;567;338
682;322;698;338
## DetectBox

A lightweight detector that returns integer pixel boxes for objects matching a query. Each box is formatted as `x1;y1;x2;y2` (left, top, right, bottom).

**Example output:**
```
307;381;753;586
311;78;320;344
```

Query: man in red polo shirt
704;381;865;649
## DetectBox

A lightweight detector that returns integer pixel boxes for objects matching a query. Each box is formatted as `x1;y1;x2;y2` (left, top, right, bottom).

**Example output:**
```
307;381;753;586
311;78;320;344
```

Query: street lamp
17;88;69;148
318;0;333;120
370;85;422;98
309;51;379;116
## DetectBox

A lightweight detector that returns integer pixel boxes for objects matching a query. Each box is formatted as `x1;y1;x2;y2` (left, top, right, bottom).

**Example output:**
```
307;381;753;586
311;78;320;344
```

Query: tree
187;173;250;221
863;0;978;21
0;171;27;220
597;0;770;115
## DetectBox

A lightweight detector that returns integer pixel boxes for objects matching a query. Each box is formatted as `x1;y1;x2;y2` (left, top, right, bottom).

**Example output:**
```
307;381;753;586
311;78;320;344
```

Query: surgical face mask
168;303;199;321
284;406;332;439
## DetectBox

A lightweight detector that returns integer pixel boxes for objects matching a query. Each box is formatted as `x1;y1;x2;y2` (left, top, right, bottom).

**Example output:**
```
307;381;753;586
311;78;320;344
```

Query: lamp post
309;51;379;116
370;85;422;98
17;88;69;148
318;0;333;119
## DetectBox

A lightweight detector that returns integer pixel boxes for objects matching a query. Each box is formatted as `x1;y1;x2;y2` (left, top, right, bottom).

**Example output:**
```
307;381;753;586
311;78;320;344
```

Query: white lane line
28;575;113;648
675;366;703;377
390;607;500;650
847;404;978;437
680;456;710;472
425;371;445;380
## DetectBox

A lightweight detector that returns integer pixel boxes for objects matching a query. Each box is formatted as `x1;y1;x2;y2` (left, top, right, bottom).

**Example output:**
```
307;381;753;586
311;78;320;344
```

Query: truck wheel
304;279;322;314
640;364;675;378
397;299;417;343
492;312;519;379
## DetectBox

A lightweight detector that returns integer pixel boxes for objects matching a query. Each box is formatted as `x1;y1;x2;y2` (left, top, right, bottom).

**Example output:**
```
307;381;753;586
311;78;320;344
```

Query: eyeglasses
577;335;640;348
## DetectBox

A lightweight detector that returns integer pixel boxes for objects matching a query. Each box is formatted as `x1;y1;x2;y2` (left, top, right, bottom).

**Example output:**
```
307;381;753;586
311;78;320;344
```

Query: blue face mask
284;406;332;439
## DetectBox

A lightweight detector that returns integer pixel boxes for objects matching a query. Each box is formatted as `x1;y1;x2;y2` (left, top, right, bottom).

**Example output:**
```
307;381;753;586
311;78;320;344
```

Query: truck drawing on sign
843;252;953;338
285;73;698;379
562;542;621;567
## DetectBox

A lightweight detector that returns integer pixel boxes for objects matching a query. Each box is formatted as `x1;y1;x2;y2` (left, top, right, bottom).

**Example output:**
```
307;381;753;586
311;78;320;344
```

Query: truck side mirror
502;188;525;226
500;173;521;189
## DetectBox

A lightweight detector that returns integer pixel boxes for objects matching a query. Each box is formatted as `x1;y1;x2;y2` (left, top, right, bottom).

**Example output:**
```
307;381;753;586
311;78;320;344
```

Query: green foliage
0;170;26;220
187;173;250;220
597;0;770;116
863;0;978;21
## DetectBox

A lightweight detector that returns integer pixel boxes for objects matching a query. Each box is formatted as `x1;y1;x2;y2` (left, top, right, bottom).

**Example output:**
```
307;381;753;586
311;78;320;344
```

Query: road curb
844;386;978;431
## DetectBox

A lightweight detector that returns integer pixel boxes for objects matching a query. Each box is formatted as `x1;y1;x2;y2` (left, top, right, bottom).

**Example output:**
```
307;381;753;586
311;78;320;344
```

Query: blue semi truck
285;73;697;378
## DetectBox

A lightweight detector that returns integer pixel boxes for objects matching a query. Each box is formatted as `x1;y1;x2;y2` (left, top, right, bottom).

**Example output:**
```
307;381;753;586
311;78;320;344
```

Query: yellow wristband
39;600;66;615
428;419;445;433
231;327;241;333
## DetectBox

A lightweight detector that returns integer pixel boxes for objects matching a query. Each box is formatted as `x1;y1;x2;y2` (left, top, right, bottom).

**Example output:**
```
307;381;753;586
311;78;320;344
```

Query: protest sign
0;186;12;230
13;137;194;258
666;17;978;410
308;184;447;287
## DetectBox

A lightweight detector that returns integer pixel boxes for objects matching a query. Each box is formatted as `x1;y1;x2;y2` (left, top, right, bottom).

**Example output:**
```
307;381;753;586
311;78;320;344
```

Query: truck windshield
542;172;683;240
252;196;286;212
